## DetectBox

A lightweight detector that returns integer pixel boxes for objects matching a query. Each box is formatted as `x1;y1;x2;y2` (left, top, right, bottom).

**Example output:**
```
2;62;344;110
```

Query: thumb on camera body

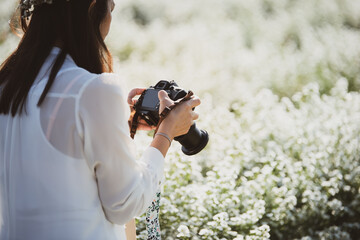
158;90;174;113
158;90;169;101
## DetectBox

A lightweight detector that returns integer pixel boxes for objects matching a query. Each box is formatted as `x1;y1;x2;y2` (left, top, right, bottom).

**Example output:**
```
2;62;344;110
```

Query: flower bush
134;79;360;239
1;0;359;239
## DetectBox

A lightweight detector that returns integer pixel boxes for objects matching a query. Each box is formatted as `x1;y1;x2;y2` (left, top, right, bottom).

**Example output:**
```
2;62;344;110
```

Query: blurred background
1;0;360;239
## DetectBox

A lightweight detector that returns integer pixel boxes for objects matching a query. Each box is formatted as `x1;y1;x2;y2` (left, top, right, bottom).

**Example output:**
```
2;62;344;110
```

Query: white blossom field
1;0;360;239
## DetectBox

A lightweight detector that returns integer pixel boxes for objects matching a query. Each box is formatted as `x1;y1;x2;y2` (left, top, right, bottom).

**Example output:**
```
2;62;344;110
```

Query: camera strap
129;110;140;139
154;90;194;135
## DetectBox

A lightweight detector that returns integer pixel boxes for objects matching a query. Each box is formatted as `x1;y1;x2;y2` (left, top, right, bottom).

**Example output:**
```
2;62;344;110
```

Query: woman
0;0;200;239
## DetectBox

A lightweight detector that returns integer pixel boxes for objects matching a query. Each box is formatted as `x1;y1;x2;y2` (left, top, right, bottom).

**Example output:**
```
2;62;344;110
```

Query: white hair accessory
20;0;69;19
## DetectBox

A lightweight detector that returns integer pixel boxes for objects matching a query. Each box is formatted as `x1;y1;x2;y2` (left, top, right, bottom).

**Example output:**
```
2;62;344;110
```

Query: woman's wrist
150;134;171;157
155;132;172;146
157;121;175;140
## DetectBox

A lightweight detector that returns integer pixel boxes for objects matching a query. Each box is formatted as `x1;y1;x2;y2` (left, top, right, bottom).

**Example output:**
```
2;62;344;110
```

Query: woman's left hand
127;88;155;131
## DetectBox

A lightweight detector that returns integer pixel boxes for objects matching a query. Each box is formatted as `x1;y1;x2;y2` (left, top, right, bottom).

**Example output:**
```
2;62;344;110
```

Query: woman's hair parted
0;0;113;116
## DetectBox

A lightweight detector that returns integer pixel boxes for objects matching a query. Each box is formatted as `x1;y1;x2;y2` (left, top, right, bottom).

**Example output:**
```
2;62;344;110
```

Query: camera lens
174;123;209;155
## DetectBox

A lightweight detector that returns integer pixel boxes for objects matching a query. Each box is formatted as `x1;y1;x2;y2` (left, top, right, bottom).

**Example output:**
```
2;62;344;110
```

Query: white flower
177;225;190;238
199;228;213;236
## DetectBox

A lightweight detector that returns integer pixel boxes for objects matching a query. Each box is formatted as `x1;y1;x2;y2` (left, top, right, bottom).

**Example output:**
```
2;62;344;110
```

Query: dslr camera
134;80;209;155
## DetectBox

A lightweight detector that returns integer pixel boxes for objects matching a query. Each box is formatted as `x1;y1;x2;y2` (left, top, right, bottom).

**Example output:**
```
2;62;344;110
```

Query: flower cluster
106;0;360;100
20;0;53;19
135;80;360;239
109;1;359;238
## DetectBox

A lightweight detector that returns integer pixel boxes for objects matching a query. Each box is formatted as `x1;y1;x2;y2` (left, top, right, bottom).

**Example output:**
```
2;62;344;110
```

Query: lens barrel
174;123;209;155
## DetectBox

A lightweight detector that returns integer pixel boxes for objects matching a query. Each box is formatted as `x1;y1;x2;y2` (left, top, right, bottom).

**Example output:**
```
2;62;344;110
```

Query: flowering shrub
105;0;360;99
1;0;360;239
135;80;360;239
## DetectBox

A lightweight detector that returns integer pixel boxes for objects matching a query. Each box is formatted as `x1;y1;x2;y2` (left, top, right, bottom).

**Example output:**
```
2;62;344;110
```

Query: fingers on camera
127;99;136;106
192;112;199;120
127;88;146;105
127;97;135;106
158;90;170;101
188;97;201;108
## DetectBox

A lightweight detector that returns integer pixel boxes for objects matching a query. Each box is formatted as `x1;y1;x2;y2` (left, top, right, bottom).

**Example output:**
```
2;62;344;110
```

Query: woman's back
0;1;201;239
0;47;129;239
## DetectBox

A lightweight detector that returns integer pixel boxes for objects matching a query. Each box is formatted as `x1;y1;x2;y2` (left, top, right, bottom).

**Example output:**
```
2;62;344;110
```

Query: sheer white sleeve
76;73;164;225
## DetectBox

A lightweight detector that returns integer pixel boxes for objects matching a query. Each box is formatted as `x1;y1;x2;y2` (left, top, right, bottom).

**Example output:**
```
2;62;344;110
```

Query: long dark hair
0;0;113;116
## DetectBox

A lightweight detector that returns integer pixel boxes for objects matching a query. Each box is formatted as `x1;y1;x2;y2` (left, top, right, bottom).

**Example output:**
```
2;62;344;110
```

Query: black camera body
134;80;209;155
134;80;187;126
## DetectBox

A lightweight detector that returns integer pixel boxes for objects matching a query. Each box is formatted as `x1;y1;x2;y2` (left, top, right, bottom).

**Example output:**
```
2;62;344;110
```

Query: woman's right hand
156;90;201;140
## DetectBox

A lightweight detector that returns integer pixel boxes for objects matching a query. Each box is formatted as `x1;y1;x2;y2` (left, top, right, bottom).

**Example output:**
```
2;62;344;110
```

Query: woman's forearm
125;219;137;240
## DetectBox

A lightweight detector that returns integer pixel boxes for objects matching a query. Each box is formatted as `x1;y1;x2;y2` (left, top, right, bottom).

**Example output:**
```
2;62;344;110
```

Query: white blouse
0;47;164;240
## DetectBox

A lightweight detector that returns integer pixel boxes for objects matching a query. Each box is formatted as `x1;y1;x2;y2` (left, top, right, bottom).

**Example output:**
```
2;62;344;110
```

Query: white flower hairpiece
20;0;69;19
